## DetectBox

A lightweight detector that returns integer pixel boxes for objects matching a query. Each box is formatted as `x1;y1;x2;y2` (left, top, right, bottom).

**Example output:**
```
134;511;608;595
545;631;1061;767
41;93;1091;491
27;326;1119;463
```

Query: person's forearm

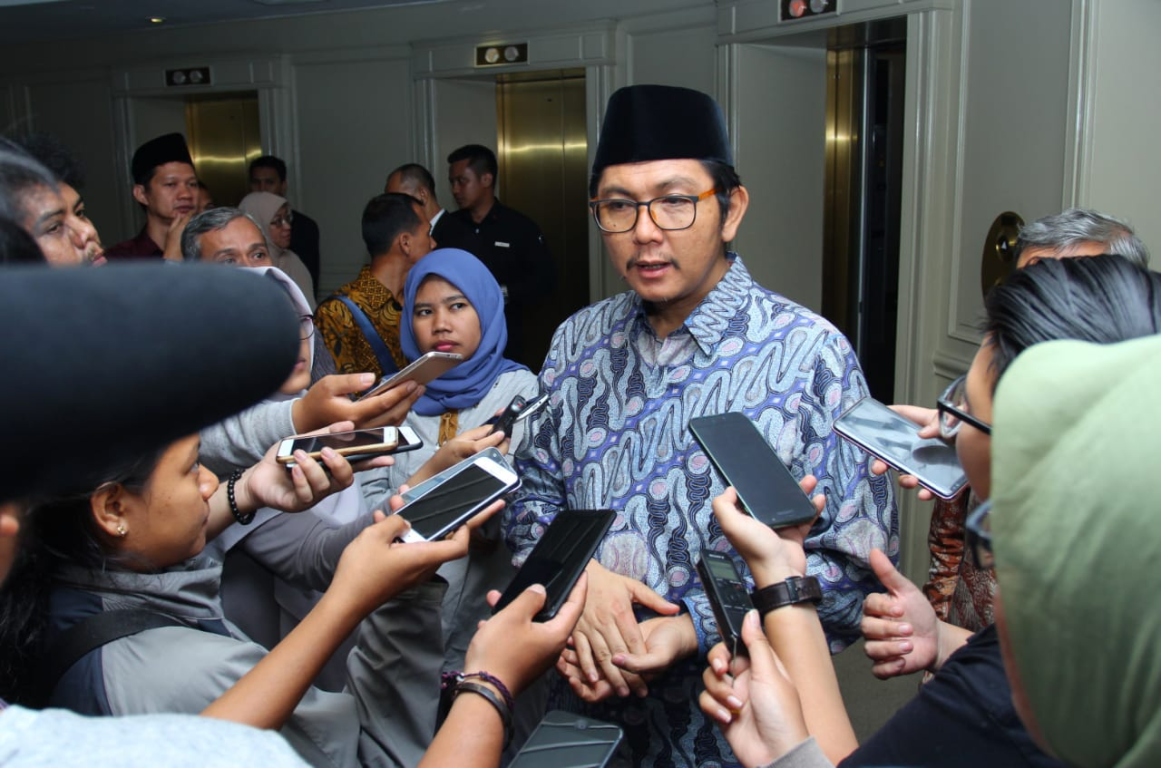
763;605;858;764
200;589;363;729
205;467;263;540
419;690;505;768
932;620;973;672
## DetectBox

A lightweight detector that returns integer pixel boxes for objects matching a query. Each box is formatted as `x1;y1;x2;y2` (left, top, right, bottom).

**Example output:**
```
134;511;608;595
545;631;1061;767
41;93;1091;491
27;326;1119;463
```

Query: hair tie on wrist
227;469;255;525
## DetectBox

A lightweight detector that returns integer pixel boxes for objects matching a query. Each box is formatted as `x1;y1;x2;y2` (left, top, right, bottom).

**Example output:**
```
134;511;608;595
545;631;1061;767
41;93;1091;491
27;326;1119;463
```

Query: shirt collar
356;265;400;309
627;253;750;355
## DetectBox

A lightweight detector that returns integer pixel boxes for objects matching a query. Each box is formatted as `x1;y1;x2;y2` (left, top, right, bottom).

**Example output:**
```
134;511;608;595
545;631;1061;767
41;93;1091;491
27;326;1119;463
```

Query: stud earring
117;524;127;537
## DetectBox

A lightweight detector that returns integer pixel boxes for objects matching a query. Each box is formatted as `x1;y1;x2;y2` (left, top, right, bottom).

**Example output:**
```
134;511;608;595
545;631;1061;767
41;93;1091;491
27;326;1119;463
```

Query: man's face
448;159;490;211
21;183;103;268
594;158;746;314
197;217;273;267
250;166;287;196
133;162;198;224
1016;240;1107;269
404;204;435;264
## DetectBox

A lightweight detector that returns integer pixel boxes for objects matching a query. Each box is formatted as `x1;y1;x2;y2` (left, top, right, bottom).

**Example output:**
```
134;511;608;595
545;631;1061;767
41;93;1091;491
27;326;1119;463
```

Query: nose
631;203;664;243
69;217;98;247
199;466;220;500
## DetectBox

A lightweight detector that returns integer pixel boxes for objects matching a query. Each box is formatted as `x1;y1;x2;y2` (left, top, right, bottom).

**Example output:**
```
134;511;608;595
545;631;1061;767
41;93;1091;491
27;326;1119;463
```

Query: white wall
1082;0;1161;255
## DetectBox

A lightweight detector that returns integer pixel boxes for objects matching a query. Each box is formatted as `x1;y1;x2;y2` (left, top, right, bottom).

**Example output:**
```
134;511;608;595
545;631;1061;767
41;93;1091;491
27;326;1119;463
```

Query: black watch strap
751;576;823;617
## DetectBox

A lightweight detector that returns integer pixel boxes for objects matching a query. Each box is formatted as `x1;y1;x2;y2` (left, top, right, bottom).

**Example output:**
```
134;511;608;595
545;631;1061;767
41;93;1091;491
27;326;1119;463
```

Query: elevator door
495;70;588;369
185;92;262;208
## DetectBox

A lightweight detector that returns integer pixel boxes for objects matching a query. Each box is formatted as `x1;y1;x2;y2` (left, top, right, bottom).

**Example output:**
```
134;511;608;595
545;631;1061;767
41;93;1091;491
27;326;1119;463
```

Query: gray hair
0;146;58;226
1015;208;1150;267
180;207;267;262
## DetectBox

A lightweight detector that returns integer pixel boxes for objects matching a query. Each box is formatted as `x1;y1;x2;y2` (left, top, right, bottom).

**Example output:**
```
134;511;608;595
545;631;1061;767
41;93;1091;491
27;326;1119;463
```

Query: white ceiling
0;0;455;44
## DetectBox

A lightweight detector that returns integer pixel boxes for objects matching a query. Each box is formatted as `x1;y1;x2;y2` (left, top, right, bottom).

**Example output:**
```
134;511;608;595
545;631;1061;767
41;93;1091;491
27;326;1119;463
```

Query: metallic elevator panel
495;70;588;368
822;20;905;401
185;92;262;208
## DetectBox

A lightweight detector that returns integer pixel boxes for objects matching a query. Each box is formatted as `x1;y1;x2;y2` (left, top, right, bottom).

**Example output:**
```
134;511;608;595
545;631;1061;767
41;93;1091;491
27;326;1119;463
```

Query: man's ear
90;483;128;540
481;172;495;190
132;184;149;208
0;502;20;540
720;185;750;244
397;231;412;257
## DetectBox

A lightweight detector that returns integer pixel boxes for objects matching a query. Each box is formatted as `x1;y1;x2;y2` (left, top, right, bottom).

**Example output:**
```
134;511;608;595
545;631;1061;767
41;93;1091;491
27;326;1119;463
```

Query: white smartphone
834;397;969;500
277;427;399;466
393;447;519;543
356;351;464;400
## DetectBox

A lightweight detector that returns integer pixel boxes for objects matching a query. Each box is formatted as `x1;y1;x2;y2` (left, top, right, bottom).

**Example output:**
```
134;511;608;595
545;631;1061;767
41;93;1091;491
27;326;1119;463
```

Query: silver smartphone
393;447;519;543
276;425;423;467
834;397;968;500
357;351;464;400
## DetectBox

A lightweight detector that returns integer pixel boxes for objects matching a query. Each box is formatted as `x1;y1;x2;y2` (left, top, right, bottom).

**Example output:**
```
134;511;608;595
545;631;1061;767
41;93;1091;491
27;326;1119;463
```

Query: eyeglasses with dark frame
299;314;315;341
588;188;717;233
937;374;992;440
964;500;993;570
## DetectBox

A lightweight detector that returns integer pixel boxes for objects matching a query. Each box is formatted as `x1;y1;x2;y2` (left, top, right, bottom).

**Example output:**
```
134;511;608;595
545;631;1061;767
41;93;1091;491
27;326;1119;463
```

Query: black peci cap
591;85;733;180
0;264;299;501
131;132;194;186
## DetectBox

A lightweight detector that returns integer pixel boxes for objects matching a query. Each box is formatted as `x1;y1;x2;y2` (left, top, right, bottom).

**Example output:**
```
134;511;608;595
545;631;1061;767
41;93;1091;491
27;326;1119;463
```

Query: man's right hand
868;405;941;501
291;373;423;432
567;559;680;698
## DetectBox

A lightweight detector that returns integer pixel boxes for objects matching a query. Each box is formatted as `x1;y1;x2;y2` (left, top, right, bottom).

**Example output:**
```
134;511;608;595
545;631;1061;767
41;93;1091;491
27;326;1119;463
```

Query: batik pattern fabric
505;255;897;768
923;489;995;631
315;266;407;379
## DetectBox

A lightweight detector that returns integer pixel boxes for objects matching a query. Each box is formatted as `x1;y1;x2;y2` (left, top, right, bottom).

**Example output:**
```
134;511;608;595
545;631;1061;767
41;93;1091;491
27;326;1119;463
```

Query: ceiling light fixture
148;16;165;23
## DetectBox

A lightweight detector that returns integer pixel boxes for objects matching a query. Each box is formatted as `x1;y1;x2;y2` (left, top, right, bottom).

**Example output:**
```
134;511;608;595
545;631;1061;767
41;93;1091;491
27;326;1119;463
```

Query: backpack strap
36;609;186;708
330;294;399;377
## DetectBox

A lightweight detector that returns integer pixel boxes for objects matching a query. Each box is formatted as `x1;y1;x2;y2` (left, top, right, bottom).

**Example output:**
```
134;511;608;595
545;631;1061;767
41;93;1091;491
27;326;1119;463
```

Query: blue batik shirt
505;255;897;767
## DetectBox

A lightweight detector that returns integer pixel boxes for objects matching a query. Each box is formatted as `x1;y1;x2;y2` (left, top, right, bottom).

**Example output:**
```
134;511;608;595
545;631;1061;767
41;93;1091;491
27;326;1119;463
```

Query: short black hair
14;133;85;190
0;215;46;264
386;163;436;195
985;254;1161;390
447;144;497;184
249;155;287;183
362;193;423;257
0;145;58;227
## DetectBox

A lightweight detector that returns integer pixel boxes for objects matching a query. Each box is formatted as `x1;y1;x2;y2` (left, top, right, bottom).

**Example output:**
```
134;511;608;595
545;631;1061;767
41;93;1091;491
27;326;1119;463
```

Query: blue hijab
401;248;527;415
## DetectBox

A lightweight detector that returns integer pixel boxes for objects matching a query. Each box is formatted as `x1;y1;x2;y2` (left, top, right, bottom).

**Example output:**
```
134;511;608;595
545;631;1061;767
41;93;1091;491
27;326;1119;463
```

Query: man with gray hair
1014;207;1150;268
180;207;273;267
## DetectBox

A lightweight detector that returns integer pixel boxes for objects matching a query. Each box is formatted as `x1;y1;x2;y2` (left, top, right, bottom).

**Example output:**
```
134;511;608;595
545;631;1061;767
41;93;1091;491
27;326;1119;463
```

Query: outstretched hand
700;610;810;768
292;374;424;433
711;480;823;588
860;549;941;678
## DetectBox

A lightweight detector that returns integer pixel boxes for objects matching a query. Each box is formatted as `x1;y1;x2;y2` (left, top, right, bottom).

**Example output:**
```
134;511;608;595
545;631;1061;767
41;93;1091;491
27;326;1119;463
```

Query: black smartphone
492;509;615;621
834;397;968;500
508;710;623;768
688;412;817;529
696;550;753;657
393;447;520;543
489;392;549;437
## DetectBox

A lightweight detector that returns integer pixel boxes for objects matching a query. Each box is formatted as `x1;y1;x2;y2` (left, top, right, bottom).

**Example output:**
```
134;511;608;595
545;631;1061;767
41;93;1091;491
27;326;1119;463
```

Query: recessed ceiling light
148;16;165;23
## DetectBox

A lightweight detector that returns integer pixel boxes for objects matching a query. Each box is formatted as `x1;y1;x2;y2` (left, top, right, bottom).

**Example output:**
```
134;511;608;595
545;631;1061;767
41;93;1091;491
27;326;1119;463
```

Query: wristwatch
751;576;823;617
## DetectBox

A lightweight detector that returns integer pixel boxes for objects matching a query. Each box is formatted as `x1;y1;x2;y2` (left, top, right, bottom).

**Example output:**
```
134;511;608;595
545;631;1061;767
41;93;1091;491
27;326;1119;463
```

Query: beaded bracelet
227;470;255;525
454;681;512;748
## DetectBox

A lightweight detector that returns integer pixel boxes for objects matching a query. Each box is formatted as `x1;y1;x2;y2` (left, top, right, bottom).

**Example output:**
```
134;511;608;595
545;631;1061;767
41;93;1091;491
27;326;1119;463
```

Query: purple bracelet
442;670;515;712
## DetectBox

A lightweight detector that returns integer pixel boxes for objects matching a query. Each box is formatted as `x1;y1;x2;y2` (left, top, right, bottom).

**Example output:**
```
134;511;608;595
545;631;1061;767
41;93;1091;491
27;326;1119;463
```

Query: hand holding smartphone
489;392;549;437
689;412;817;529
392;447;519;543
356;351;463;401
492;509;614;621
834;397;968;499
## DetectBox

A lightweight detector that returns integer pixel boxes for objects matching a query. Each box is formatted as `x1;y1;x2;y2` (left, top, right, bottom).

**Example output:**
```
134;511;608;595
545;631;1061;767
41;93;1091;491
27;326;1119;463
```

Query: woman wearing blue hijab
362;249;542;759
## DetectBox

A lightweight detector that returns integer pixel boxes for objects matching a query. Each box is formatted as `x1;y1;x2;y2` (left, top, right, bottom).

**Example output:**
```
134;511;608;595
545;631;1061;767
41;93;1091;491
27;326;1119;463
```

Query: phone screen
289;428;395;455
509;710;623;768
396;464;510;540
494;510;614;620
835;398;967;499
704;552;742;581
689;413;816;528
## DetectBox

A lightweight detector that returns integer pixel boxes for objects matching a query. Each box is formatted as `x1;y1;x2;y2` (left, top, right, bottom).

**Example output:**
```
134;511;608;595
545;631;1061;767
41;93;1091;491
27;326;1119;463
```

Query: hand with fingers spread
699;610;810;768
234;431;360;515
567;559;681;699
291;373;423;433
860;548;967;678
406;423;509;488
868;405;941;501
